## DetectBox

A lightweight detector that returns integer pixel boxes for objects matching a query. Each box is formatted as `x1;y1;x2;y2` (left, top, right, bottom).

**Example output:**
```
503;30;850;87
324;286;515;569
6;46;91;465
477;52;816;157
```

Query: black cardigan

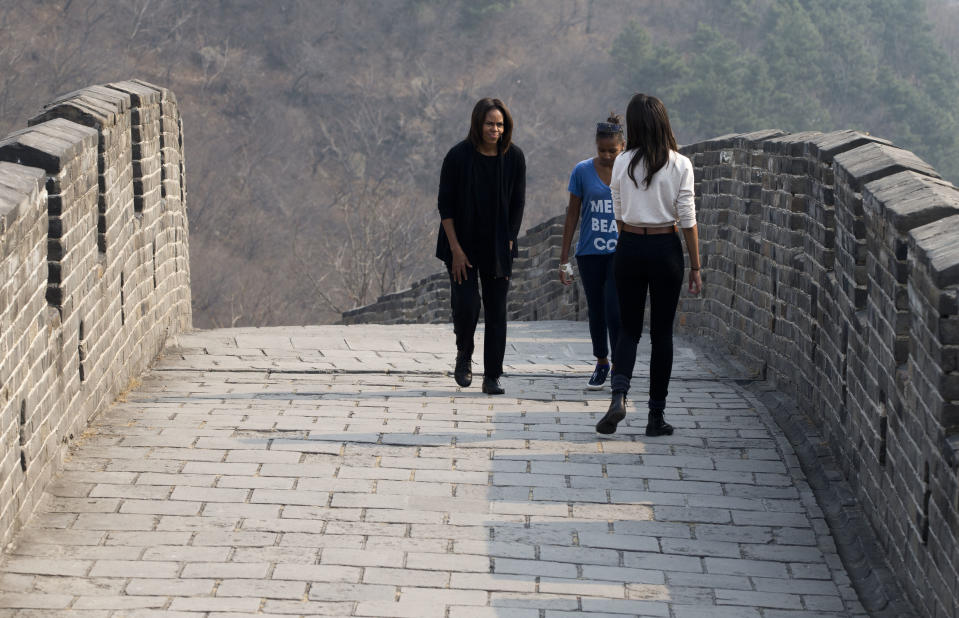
435;140;526;277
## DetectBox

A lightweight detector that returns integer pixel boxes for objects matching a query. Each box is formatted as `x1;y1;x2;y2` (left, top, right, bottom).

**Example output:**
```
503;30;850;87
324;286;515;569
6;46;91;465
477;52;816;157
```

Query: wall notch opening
78;319;86;383
120;271;126;325
18;400;26;472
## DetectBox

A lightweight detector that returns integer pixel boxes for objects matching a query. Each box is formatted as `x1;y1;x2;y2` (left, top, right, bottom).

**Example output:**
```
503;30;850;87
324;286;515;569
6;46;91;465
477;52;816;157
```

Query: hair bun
596;120;623;136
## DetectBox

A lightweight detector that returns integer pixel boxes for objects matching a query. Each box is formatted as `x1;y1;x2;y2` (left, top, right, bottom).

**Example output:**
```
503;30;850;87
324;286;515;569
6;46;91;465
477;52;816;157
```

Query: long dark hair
467;97;513;153
625;93;677;188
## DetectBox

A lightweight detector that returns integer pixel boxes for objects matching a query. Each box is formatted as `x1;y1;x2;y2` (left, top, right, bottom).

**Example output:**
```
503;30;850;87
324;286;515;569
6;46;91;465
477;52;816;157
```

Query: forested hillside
1;0;956;327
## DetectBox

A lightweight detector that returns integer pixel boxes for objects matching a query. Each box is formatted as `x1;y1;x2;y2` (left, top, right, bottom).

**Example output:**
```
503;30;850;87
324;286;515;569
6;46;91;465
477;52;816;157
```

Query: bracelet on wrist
690;267;700;271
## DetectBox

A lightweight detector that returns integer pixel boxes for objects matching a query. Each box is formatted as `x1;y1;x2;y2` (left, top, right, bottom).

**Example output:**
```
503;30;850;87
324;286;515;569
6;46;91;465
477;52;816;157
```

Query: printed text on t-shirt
589;199;617;250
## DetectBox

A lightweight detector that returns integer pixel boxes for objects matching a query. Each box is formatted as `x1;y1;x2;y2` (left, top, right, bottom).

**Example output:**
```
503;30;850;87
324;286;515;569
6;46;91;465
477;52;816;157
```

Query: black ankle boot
454;351;472;387
596;392;627;434
481;376;504;395
645;408;674;437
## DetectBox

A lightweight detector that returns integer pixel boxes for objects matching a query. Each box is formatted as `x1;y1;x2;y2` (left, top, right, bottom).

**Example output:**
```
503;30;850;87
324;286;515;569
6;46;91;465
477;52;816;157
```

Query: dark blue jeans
575;254;620;361
610;231;684;409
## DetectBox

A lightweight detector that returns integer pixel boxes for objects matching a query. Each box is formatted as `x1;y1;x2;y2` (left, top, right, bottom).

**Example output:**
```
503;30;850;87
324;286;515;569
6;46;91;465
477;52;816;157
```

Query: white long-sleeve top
610;148;696;228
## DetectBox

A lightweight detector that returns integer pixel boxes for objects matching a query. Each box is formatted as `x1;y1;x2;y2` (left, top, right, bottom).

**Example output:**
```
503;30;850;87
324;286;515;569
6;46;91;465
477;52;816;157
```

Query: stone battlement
341;215;587;325
0;80;191;549
343;129;959;616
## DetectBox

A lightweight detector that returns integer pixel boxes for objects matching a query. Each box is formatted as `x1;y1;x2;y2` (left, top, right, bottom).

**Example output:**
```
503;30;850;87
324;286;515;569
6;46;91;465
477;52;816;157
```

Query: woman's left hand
688;270;702;295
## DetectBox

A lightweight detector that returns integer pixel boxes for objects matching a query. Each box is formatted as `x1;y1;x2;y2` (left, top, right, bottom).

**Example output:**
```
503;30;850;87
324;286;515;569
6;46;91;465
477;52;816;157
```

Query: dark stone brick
835;143;941;192
107;80;161;106
0;124;85;173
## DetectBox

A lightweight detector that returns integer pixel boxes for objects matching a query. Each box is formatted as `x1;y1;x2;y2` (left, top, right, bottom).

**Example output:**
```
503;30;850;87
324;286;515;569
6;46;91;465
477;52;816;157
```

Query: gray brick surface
0;322;890;616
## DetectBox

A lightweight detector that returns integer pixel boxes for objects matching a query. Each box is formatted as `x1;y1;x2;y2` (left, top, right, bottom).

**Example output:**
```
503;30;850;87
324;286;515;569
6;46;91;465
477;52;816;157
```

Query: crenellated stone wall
342;129;959;615
0;80;191;549
342;216;588;325
680;129;958;617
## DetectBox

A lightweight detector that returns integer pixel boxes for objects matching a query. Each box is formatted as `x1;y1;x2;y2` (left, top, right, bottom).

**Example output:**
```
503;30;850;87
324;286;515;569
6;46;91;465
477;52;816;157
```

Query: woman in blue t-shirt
559;114;625;389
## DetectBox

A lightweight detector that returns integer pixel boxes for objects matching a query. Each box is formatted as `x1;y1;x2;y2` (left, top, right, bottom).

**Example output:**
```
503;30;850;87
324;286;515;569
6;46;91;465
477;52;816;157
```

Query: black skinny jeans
448;267;510;379
575;254;620;360
610;231;685;408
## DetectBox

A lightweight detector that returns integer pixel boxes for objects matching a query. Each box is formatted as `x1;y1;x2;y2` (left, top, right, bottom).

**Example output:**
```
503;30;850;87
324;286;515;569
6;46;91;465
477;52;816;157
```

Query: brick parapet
0;80;191;550
679;130;959;617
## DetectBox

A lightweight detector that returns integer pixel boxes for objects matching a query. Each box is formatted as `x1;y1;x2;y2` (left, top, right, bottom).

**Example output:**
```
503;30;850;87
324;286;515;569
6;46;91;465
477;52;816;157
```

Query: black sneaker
454;351;472;387
587;362;610;390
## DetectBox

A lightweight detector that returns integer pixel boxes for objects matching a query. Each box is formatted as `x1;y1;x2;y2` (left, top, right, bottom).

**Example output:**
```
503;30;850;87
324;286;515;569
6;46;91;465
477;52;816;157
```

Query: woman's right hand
451;247;472;284
688;269;702;295
559;262;574;286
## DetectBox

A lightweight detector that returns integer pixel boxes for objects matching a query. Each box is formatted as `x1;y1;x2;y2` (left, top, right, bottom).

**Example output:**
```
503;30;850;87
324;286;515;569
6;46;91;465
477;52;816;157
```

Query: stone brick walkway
0;322;867;617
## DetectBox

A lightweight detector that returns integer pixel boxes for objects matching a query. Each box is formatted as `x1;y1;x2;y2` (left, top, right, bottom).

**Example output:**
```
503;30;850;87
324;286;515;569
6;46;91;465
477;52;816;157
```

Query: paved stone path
0;322;867;617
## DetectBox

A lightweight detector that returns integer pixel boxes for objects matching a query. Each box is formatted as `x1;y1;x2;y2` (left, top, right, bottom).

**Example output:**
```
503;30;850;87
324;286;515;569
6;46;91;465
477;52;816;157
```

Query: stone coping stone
834;142;940;192
30;88;130;129
909;213;959;288
809;130;892;163
132;78;177;103
108;80;162;106
0;162;45;233
762;131;825;157
0;119;96;173
681;129;787;154
48;84;130;113
864;171;959;232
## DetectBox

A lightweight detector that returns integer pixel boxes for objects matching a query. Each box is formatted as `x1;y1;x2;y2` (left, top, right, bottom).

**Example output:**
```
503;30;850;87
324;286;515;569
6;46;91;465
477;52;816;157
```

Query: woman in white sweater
595;93;702;436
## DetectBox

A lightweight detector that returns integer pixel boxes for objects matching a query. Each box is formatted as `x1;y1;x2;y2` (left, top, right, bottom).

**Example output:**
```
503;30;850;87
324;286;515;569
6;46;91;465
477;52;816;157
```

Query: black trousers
448;267;510;379
610;231;684;408
575;253;620;360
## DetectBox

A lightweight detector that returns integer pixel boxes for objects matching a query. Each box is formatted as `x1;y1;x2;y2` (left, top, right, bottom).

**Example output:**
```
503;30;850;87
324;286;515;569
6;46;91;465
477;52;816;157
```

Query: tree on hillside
806;1;880;127
760;0;830;130
1;0;956;327
292;178;431;315
610;21;686;105
609;0;959;179
677;25;770;139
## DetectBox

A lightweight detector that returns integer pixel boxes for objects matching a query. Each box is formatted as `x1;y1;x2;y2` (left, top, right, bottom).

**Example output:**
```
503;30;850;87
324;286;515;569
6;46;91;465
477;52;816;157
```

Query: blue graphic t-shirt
568;159;618;255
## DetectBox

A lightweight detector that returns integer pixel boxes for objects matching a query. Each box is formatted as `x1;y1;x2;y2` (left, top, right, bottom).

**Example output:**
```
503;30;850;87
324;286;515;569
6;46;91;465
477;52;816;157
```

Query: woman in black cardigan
435;98;526;395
